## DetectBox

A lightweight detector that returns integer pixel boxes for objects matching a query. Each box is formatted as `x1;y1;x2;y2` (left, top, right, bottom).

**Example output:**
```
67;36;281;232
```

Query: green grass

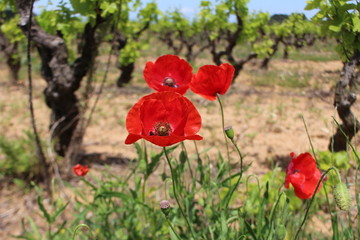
269;39;339;62
250;68;312;88
0;131;42;182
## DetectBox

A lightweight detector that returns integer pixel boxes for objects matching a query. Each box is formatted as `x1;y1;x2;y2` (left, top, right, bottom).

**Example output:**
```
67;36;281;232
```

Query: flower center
150;122;172;136
293;169;299;174
163;77;178;88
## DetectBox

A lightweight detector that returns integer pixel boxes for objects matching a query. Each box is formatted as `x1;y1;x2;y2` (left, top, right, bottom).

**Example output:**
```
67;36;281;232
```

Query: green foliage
117;2;159;66
69;0;97;16
318;150;351;171
0;0;16;12
271;13;321;39
253;38;274;58
118;40;143;67
317;150;352;185
244;167;302;214
17;143;339;239
36;6;85;60
69;0;128;19
18;181;69;239
198;0;250;40
306;0;360;61
0;15;25;43
0;131;41;181
13;120;359;239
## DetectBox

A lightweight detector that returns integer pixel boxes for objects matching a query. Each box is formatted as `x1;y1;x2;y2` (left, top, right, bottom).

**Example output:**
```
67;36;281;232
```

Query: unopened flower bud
334;183;351;211
224;126;234;140
159;200;171;216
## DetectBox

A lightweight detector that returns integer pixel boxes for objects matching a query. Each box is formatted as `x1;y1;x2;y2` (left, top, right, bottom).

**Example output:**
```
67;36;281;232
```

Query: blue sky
35;0;317;18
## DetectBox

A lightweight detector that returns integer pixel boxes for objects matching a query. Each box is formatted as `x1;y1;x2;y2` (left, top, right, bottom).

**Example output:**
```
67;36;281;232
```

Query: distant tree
153;9;210;63
114;2;158;87
0;5;23;83
199;0;272;81
261;14;321;69
269;14;289;24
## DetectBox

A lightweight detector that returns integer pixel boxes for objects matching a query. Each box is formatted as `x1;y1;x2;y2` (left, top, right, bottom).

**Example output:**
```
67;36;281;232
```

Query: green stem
332;117;360;237
163;147;196;240
216;94;230;168
356;166;360;238
224;138;244;209
165;217;183;240
266;192;285;239
122;160;138;191
72;224;95;240
301;115;318;163
142;176;147;202
193;140;201;163
181;142;193;180
142;140;148;202
294;167;337;240
194;140;204;185
48;223;52;240
324;184;339;239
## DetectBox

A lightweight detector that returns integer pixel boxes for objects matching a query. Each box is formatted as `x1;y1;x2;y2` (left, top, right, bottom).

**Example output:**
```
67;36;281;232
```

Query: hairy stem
26;0;51;190
295;167;338;239
165;217;182;240
163;147;196;239
72;224;95;240
224;138;244;209
216;94;230;170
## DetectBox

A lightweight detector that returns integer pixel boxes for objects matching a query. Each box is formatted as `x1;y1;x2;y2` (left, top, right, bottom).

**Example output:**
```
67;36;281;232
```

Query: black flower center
163;77;178;88
150;122;172;136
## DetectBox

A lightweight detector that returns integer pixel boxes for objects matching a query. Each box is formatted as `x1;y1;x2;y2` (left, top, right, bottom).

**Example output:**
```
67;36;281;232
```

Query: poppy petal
284;152;323;200
140;99;167;135
218;63;235;95
125;134;143;145
143;55;193;95
125;92;202;147
293;152;317;176
190;63;235;101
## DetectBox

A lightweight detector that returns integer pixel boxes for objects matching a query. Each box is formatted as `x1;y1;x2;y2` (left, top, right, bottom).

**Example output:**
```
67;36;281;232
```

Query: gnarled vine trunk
117;62;135;87
208;13;258;83
114;22;150;87
16;0;103;157
329;55;360;152
261;37;282;69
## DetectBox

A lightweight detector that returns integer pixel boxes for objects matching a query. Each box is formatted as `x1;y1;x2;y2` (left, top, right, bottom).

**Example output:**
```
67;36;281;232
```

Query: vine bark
330;55;360;152
15;0;104;157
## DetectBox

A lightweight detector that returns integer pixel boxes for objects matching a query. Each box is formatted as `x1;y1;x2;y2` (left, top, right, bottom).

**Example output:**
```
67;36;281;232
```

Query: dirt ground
0;58;352;238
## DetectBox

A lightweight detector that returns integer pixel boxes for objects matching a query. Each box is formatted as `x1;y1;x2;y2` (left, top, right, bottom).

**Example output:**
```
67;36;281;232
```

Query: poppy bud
333;183;351;211
160;200;171;216
224;126;234;140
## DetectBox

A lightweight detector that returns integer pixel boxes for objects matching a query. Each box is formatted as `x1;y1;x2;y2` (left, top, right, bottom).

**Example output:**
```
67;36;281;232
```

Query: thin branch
26;0;51;191
84;0;123;132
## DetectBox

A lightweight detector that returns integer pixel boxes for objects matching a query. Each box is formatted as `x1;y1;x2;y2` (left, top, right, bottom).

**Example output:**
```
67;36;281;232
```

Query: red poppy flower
73;164;89;176
190;63;234;101
125;92;202;147
285;152;322;199
143;55;193;95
